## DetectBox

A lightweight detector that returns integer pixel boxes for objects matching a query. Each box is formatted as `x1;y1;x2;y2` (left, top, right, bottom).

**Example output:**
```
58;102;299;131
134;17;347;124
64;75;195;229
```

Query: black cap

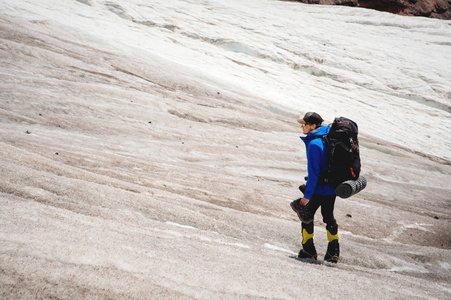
297;112;324;125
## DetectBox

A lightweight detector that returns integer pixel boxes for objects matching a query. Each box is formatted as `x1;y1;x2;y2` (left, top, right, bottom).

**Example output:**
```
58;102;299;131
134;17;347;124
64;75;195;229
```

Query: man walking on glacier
290;112;339;263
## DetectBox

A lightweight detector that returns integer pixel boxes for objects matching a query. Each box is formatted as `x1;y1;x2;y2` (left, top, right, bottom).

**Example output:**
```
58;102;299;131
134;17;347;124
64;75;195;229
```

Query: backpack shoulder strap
312;134;327;141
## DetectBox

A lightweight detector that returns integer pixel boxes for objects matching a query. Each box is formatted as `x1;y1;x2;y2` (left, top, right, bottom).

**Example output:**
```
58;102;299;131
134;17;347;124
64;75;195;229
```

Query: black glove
298;184;306;194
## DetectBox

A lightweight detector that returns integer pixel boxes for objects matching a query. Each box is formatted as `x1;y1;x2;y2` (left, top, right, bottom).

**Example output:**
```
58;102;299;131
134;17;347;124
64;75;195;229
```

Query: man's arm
301;142;323;205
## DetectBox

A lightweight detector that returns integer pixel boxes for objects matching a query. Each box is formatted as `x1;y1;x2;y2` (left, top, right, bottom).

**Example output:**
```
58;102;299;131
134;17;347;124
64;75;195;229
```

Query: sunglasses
301;123;310;127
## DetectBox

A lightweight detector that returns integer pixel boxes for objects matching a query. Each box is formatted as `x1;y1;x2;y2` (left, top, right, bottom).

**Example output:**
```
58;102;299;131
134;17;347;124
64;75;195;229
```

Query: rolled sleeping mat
336;175;367;199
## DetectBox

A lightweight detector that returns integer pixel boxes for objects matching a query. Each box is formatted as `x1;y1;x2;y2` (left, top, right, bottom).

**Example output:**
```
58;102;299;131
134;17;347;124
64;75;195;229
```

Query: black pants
302;193;338;237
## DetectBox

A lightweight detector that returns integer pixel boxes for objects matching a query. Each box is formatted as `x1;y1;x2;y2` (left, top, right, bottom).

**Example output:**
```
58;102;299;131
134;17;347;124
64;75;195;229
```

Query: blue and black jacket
300;125;336;199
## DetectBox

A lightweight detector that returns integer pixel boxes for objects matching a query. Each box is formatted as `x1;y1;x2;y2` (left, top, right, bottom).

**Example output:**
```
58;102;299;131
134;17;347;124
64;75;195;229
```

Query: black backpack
318;117;361;188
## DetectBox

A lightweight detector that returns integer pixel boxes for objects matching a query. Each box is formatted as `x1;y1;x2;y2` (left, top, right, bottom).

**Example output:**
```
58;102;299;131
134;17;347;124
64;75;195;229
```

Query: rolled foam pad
336;175;367;199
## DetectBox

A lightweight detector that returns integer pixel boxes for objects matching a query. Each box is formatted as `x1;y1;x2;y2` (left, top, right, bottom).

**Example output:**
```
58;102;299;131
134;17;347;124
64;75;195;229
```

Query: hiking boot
324;240;339;263
298;237;317;260
290;198;313;224
298;249;318;260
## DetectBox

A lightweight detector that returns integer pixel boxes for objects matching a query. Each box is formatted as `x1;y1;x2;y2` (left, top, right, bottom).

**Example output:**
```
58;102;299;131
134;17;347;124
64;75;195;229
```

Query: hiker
290;112;340;262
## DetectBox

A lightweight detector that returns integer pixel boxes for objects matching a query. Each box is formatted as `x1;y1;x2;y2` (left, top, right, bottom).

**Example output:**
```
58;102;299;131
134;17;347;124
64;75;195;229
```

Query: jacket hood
300;125;330;142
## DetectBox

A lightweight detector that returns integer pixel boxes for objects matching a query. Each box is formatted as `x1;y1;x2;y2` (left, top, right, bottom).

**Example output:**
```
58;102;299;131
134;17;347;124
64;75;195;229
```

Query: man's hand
300;197;310;206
